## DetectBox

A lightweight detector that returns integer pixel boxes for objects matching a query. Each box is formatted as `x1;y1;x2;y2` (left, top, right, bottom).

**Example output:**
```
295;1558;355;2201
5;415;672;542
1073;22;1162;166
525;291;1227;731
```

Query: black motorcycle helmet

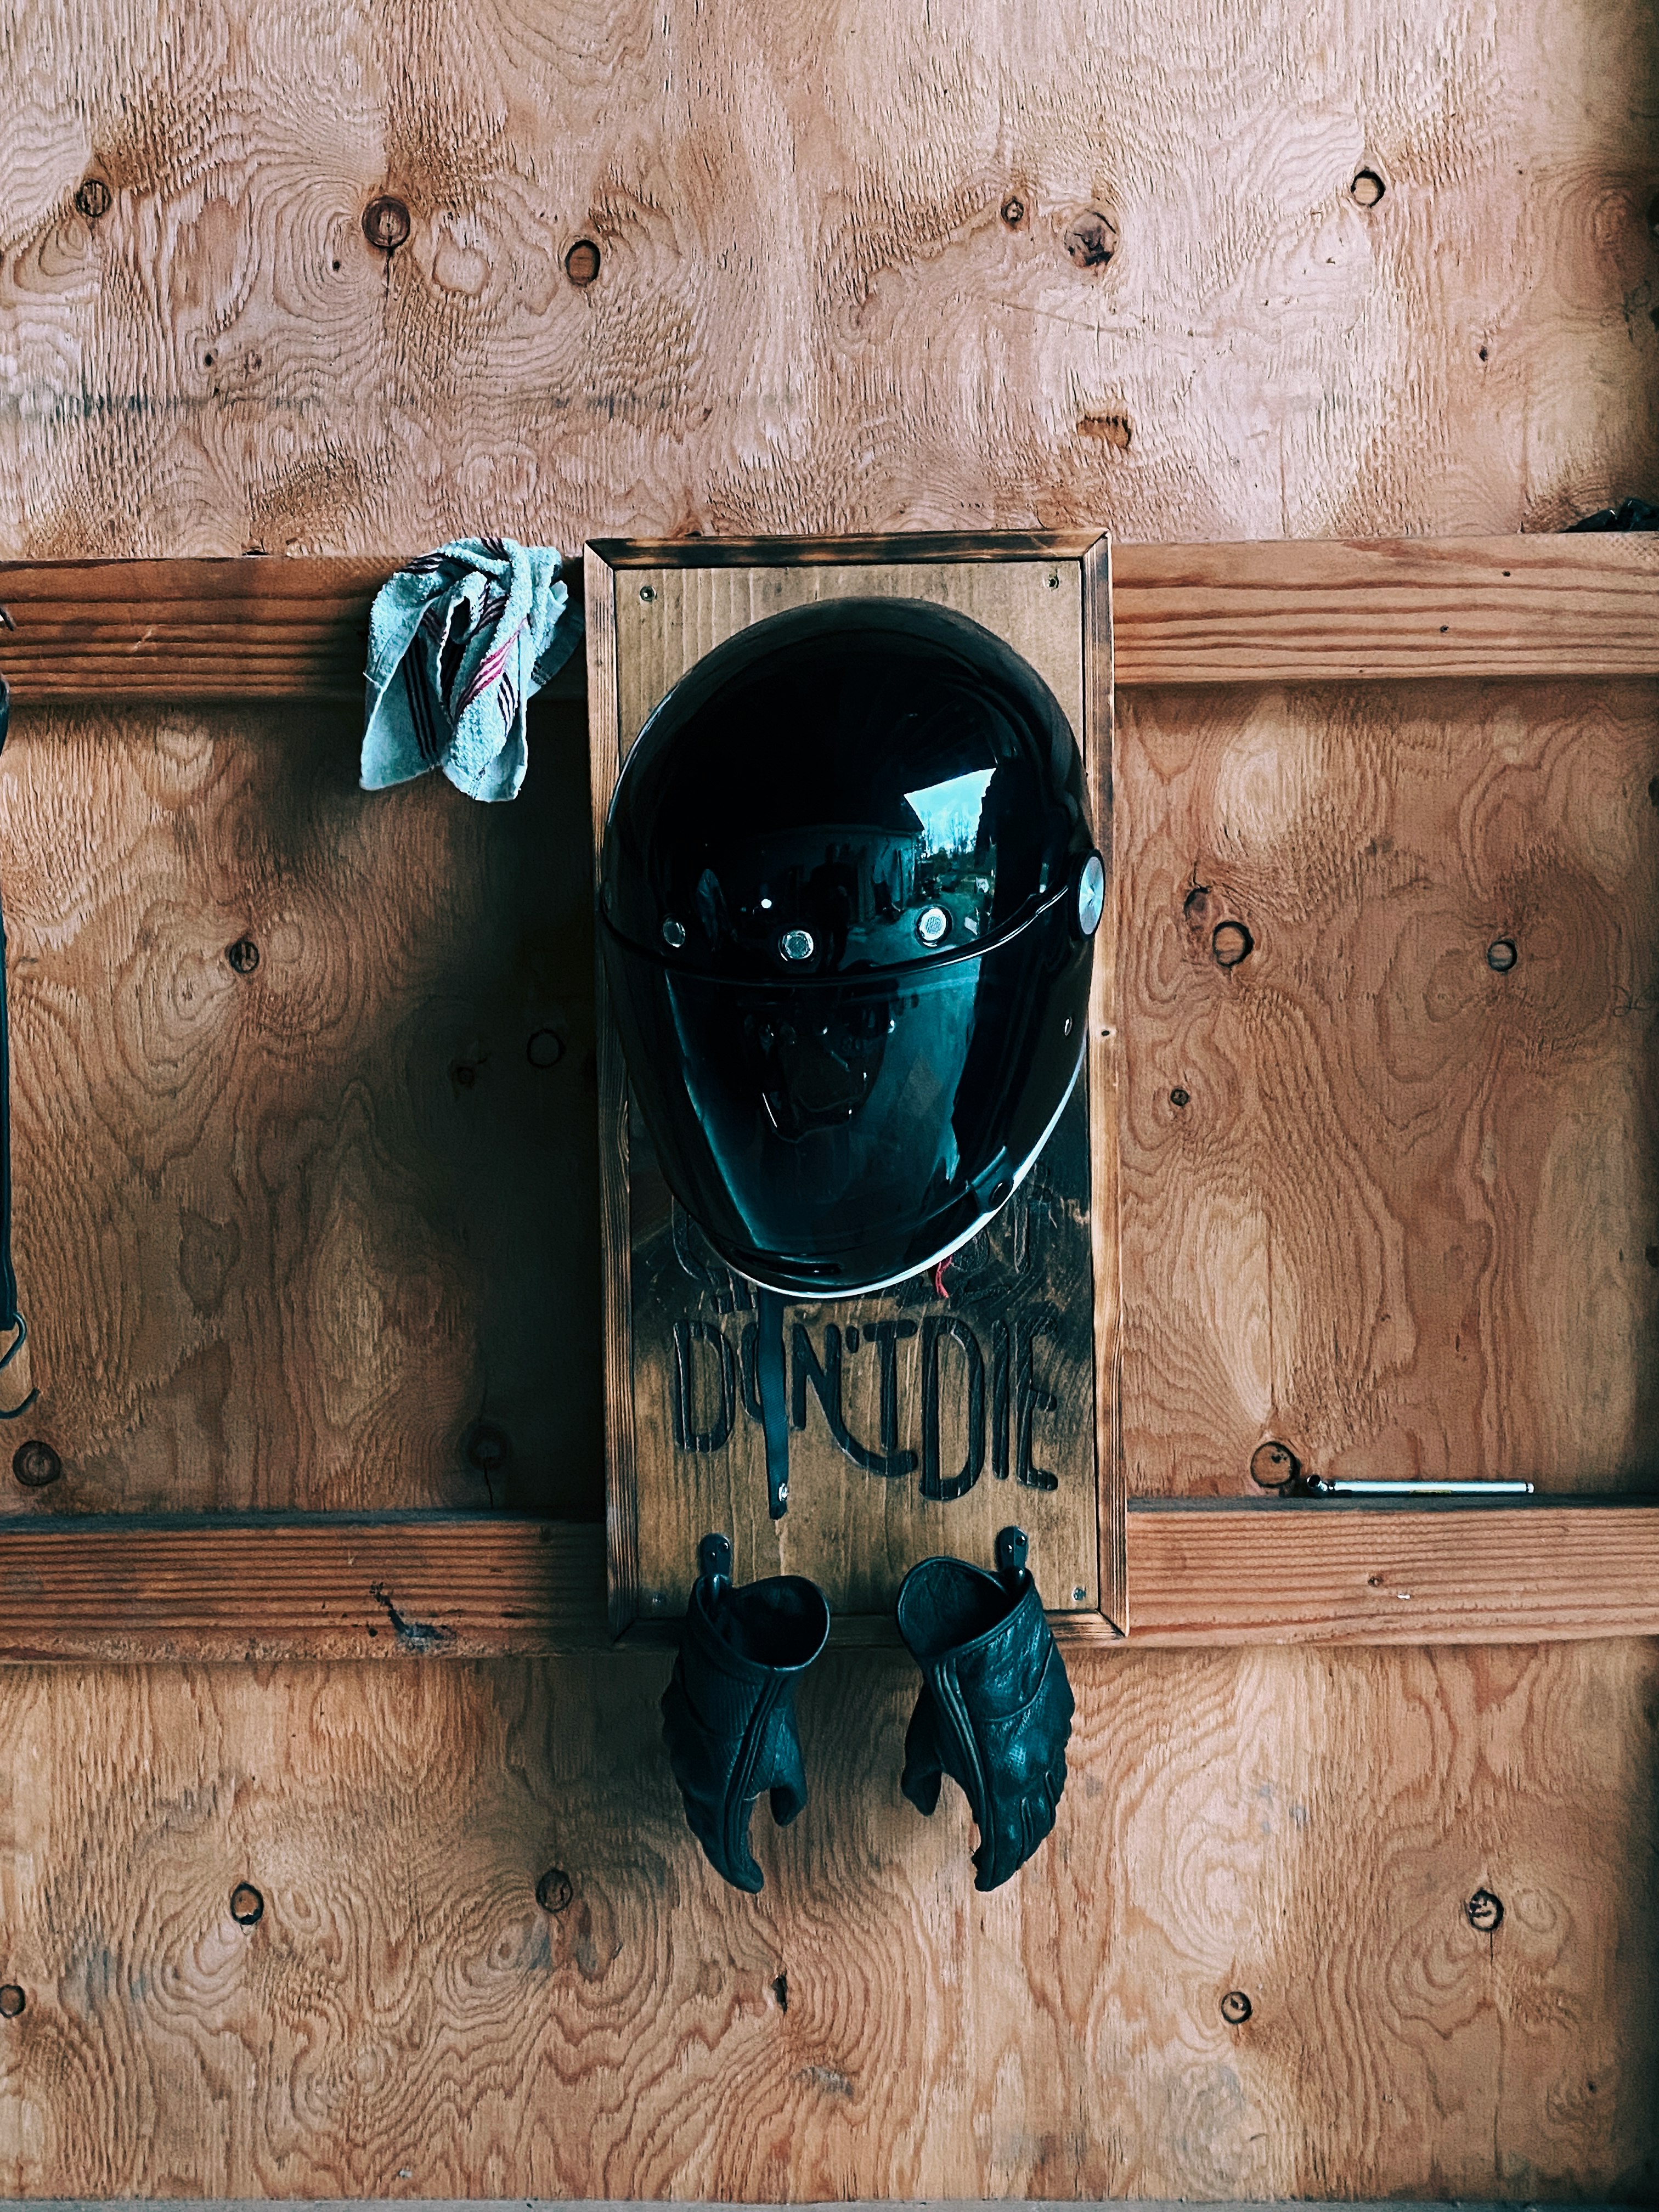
600;596;1105;1297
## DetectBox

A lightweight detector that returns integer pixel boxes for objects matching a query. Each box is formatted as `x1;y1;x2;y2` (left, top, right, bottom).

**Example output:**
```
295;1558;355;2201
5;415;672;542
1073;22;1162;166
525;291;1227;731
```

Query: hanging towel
361;536;582;803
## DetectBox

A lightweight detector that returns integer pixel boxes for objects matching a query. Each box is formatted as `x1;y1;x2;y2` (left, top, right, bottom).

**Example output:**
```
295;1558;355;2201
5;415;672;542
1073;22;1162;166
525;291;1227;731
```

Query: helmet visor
605;891;1088;1296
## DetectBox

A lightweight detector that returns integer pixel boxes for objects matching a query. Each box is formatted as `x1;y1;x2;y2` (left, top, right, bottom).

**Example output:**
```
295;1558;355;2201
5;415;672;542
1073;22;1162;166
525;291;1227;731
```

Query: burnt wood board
585;535;1120;1632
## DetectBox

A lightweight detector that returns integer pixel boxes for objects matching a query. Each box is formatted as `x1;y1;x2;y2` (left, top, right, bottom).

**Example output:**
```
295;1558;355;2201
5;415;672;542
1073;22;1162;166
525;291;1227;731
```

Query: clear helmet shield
601;596;1103;1296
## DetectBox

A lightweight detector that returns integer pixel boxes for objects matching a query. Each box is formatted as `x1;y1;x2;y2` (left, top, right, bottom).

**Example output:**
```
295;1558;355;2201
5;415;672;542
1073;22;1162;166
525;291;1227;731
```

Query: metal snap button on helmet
600;595;1105;1297
1077;851;1106;937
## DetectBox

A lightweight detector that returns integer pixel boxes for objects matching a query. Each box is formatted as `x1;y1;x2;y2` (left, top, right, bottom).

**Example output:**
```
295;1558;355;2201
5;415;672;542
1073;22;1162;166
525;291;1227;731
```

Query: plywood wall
2;0;1658;2196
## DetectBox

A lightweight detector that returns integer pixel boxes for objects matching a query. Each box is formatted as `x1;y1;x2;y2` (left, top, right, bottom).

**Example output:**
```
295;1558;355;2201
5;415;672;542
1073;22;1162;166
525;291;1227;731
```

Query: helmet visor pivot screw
661;917;687;949
780;929;815;962
1077;851;1106;936
916;905;950;946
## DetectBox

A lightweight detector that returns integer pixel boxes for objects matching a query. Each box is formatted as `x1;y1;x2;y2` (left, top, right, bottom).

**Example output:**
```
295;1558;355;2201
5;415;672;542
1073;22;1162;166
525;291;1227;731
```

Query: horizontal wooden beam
1;1503;1655;1662
0;1515;610;1663
0;555;588;705
0;555;392;703
1124;1499;1659;1646
2;534;1655;703
1109;532;1659;686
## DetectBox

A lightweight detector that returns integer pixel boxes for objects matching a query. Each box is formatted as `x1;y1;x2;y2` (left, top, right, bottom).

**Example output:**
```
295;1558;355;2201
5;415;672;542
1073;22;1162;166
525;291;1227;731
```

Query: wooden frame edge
1082;534;1126;1637
585;531;1105;568
584;546;642;1639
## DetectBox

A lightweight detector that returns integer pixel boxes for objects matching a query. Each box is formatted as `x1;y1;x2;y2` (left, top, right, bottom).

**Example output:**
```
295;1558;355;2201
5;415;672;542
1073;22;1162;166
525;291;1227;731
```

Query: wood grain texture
1125;1502;1659;1646
8;536;1659;703
2;0;1658;2193
0;694;603;1516
0;554;590;703
0;0;1654;554
1117;676;1659;1498
0;1644;1655;2197
0;1517;609;1663
590;544;1116;1624
588;533;1108;567
1084;536;1125;1629
1110;534;1659;686
6;1505;1659;1663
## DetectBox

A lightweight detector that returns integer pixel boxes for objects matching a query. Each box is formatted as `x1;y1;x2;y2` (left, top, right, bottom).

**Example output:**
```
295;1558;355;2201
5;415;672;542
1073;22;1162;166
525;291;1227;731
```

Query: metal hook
0;1310;37;1419
995;1525;1029;1583
698;1531;733;1598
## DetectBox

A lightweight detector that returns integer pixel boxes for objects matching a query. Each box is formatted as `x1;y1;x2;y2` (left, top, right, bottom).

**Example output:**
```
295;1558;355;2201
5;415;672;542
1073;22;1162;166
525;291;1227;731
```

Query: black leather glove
661;1534;831;1893
896;1526;1074;1892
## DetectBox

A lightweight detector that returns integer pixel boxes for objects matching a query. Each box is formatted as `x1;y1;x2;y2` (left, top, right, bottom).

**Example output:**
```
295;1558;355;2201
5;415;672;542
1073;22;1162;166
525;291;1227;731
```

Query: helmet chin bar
719;1050;1084;1521
720;1046;1082;1306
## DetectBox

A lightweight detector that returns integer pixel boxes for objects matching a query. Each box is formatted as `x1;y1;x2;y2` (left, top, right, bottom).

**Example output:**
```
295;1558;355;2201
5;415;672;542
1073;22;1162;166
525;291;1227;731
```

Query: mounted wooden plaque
585;533;1121;1637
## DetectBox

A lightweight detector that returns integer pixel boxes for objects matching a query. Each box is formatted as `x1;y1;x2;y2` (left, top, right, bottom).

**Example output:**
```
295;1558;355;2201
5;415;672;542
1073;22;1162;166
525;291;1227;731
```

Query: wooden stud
2;1503;1657;1661
4;534;1659;703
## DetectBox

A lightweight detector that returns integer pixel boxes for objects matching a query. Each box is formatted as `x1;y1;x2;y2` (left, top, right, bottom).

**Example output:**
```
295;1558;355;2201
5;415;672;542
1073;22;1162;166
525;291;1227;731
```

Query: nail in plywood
586;537;1121;1630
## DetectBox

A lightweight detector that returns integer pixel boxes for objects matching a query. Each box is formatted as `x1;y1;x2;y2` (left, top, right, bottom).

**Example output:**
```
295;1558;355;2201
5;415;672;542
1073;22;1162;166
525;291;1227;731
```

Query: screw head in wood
1466;1888;1503;1932
526;1028;563;1068
1486;938;1517;973
1169;1087;1190;1109
1220;1989;1252;2025
362;195;411;253
536;1866;574;1914
74;176;112;221
1063;208;1119;268
0;1985;24;2018
12;1440;61;1489
226;937;260;975
1351;168;1386;207
1250;1440;1301;1489
565;238;601;286
1000;195;1026;227
229;1883;264;1926
1212;921;1253;968
462;1419;512;1476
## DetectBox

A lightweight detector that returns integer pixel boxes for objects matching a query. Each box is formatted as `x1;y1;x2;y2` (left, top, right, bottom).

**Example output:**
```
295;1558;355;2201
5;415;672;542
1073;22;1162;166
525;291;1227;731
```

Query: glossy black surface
601;596;1101;1296
604;597;1092;980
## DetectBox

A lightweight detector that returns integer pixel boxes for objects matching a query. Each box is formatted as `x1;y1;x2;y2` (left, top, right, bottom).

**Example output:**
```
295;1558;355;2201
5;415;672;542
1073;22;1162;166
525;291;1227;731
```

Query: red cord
932;1256;952;1300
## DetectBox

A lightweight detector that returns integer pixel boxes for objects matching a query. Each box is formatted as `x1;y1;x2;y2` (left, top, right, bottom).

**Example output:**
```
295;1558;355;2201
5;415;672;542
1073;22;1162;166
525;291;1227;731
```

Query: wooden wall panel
0;696;603;1517
0;1646;1654;2200
0;0;1654;557
1117;676;1659;1496
1;0;1658;2196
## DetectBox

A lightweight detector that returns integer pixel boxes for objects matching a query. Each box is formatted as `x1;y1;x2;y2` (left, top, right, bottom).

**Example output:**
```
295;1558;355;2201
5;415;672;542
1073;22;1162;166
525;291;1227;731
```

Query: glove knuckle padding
896;1553;1075;1892
661;1568;830;1894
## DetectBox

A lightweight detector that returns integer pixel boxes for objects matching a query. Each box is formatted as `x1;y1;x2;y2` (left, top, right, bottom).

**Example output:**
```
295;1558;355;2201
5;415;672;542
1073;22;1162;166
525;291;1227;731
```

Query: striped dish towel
360;537;582;803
